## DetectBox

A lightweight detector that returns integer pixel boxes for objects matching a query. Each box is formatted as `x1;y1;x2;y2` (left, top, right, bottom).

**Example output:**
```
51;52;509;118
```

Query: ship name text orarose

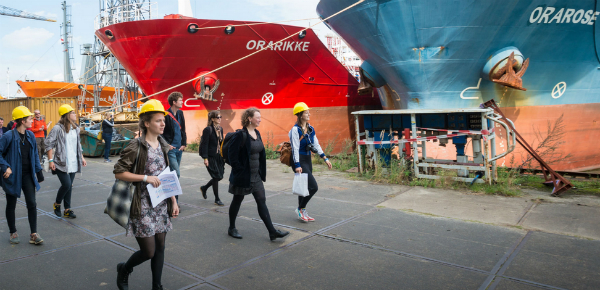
530;7;600;25
246;40;310;51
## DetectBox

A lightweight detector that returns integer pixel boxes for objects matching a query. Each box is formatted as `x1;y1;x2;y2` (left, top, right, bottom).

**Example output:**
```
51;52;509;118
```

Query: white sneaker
295;208;308;222
301;209;315;222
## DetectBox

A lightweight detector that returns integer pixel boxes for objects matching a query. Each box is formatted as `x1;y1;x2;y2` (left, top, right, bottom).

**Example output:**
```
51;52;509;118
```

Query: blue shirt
171;112;182;148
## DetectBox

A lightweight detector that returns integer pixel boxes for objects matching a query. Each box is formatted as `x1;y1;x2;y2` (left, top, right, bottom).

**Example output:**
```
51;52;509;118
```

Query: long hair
295;112;304;126
241;107;260;128
58;113;74;134
207;110;220;127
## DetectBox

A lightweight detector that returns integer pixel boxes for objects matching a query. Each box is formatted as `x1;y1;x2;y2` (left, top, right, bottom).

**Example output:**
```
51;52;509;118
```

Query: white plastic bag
292;173;309;197
42;155;50;173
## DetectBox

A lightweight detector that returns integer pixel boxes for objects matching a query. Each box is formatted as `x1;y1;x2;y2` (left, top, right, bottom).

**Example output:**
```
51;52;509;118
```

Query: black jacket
102;119;114;134
199;126;223;158
228;127;266;188
162;108;187;146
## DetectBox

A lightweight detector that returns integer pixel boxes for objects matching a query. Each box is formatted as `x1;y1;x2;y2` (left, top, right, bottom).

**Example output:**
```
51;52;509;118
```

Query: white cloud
51;73;64;82
18;55;39;62
1;27;55;50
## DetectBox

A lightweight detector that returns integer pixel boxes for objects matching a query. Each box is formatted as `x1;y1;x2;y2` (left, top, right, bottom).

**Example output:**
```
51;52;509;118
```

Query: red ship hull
96;17;380;148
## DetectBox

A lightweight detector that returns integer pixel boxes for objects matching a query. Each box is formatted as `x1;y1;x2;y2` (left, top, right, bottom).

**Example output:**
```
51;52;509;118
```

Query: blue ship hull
317;0;600;170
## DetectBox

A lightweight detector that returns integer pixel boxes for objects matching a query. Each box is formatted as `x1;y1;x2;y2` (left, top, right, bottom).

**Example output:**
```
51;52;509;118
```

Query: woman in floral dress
113;100;180;290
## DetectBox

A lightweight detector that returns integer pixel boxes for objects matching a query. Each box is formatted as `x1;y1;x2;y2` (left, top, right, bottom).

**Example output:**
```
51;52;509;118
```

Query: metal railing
95;2;158;30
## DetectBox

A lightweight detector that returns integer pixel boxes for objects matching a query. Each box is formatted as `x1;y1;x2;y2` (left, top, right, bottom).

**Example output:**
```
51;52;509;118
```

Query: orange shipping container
0;97;78;131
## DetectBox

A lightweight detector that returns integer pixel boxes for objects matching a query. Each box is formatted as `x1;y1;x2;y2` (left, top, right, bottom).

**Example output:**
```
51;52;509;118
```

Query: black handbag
36;170;44;183
104;139;141;229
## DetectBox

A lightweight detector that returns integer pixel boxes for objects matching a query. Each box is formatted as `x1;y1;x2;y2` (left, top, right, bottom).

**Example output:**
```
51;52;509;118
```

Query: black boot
228;228;242;239
152;283;164;290
200;185;208;199
269;229;290;241
116;262;132;290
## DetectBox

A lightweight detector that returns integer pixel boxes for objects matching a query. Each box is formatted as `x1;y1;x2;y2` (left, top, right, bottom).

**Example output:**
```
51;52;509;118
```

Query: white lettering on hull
246;40;310;51
530;6;600;25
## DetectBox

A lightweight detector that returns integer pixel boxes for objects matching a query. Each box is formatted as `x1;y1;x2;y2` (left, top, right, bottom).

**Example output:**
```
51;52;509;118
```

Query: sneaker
301;209;315;222
64;209;77;219
53;203;62;217
104;159;111;163
295;208;308;222
9;233;19;244
29;233;43;245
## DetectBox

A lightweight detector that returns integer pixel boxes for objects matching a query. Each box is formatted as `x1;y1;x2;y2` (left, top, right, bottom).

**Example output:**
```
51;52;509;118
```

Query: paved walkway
1;153;599;290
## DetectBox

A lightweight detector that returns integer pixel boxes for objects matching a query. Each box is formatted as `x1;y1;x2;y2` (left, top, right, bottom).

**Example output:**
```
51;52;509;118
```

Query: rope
190;17;320;30
41;52;113;98
88;0;365;117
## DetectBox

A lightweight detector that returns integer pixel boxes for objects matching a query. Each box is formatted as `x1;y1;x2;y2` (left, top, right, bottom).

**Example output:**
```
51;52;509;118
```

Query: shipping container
0;97;78;131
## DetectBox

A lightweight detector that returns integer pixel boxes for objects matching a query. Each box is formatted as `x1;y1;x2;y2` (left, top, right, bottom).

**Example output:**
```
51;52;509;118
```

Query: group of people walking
0;104;87;245
1;92;330;290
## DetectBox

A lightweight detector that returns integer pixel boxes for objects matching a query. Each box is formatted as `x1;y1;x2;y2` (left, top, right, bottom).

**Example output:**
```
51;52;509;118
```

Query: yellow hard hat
293;102;310;115
59;104;75;116
12;106;34;120
138;99;168;117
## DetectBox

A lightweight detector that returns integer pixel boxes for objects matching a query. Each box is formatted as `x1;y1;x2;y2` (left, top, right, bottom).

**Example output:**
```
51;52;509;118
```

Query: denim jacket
0;129;42;197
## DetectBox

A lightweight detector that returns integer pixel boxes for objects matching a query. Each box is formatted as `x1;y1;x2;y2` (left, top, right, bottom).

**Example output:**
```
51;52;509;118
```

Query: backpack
221;129;247;165
278;134;304;167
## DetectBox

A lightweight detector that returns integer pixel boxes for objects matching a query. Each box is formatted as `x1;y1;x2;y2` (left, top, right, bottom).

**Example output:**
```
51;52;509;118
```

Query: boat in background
317;0;600;171
16;80;137;113
95;15;381;148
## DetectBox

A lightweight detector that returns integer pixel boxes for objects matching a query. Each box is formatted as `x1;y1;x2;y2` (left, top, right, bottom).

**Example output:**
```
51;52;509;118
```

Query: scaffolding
89;0;156;114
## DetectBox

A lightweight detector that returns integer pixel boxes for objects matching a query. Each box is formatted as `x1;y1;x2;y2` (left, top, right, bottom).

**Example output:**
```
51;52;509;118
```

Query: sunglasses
215;116;222;119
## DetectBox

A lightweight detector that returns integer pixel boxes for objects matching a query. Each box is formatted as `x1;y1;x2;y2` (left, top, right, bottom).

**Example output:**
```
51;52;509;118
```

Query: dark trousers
102;133;112;159
55;171;76;209
229;189;276;234
5;174;37;234
298;154;318;209
36;137;45;163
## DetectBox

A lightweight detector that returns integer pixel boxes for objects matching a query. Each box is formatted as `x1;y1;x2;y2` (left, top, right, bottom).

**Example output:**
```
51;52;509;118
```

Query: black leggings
55;171;76;209
298;154;318;209
229;189;276;234
203;179;220;200
124;233;167;286
5;174;37;234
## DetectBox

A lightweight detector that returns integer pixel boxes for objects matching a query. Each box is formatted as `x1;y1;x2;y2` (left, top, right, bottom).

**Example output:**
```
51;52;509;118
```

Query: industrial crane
0;5;57;22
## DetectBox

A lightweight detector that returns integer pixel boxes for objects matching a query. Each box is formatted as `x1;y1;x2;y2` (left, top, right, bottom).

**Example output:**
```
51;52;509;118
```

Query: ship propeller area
483;47;530;91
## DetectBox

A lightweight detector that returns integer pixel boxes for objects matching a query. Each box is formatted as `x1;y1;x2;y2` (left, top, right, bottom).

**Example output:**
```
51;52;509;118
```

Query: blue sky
0;0;329;98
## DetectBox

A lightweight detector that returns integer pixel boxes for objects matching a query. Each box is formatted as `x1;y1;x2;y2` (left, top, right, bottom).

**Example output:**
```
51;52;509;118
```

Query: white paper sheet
147;168;183;208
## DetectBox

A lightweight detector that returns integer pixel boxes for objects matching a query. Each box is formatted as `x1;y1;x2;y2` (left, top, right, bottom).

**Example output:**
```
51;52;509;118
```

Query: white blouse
65;128;78;173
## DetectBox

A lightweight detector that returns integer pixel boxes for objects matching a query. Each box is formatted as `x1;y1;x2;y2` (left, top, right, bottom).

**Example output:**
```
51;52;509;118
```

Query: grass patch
185;133;201;153
263;131;279;160
515;173;600;196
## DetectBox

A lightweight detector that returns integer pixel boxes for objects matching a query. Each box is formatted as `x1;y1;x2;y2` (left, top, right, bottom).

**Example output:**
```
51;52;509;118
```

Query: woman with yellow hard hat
113;99;179;290
0;106;44;245
289;102;332;223
46;104;87;219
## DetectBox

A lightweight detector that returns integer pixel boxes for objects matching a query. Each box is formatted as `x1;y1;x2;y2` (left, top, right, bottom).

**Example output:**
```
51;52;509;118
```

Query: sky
0;0;332;98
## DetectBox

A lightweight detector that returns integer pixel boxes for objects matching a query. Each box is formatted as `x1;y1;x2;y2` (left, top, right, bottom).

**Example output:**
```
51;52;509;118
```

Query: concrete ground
1;152;599;290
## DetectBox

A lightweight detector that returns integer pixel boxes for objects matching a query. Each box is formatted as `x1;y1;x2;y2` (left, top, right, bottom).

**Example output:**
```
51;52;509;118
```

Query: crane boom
0;5;57;22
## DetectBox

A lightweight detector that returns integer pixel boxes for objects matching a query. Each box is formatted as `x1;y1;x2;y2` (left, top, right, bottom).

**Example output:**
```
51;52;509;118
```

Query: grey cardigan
44;123;83;173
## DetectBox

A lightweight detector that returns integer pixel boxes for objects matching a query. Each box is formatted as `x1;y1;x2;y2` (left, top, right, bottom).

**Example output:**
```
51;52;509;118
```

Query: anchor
490;52;529;91
193;75;220;102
